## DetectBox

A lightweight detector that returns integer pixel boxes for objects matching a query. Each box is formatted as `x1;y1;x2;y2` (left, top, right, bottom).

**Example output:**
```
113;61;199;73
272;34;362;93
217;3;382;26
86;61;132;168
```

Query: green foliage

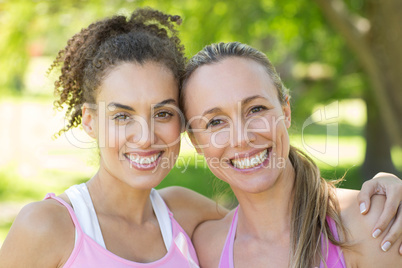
0;0;368;121
0;0;133;95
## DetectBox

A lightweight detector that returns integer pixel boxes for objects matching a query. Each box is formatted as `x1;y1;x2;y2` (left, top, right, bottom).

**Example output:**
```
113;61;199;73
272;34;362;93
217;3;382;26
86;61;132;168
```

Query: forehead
184;57;279;114
97;61;178;104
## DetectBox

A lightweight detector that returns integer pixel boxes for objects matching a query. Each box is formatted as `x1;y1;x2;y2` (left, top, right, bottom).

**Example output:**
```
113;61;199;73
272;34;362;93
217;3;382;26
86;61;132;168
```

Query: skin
0;61;227;267
184;57;401;267
0;60;400;267
357;173;402;254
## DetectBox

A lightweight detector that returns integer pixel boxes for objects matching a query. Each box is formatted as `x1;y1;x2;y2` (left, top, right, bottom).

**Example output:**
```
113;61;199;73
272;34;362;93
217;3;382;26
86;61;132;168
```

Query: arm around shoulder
0;199;75;268
337;189;402;267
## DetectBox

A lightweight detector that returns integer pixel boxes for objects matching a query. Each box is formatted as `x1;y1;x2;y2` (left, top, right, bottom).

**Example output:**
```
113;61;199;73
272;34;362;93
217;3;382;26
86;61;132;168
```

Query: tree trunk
313;0;402;180
313;0;402;147
362;92;400;181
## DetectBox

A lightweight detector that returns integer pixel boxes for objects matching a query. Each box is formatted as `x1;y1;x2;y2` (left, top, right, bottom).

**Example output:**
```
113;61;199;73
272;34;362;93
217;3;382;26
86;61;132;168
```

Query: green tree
1;0;400;180
314;0;402;177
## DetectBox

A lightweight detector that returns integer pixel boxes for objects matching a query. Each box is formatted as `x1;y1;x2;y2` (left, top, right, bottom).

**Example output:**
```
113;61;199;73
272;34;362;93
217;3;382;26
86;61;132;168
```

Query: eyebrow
107;99;177;112
202;107;222;117
242;95;265;105
152;99;177;109
201;95;266;117
108;102;135;111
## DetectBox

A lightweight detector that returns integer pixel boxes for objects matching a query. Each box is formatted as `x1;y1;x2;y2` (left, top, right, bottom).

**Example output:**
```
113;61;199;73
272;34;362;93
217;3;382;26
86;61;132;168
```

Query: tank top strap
327;216;340;240
150;188;173;250
44;193;84;238
219;206;239;268
320;216;347;268
65;183;106;249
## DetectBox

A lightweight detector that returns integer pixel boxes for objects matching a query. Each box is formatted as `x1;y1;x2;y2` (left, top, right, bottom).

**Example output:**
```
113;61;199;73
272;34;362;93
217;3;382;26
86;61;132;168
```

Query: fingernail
381;241;391;251
372;229;382;238
359;203;367;214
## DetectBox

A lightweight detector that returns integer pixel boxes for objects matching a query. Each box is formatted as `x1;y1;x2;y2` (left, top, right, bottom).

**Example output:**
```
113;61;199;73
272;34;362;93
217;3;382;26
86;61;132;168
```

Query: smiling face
82;61;181;190
184;57;292;193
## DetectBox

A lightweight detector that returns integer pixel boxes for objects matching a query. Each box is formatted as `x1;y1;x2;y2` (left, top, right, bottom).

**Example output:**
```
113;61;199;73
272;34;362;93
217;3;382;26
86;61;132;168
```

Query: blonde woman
181;42;402;267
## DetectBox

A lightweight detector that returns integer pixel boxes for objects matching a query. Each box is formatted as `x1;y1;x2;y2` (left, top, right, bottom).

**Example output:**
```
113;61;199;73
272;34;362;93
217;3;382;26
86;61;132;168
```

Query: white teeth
231;149;268;169
128;153;160;165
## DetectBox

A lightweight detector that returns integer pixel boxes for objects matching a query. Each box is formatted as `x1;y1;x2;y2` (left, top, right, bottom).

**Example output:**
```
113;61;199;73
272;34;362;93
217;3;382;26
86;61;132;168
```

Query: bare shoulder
158;186;224;213
158;186;228;237
336;188;383;232
0;198;75;268
193;209;235;268
158;186;209;206
335;188;401;267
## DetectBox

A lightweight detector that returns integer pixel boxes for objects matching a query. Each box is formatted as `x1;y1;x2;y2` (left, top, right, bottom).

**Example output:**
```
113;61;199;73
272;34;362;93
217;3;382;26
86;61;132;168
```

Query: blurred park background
0;0;401;245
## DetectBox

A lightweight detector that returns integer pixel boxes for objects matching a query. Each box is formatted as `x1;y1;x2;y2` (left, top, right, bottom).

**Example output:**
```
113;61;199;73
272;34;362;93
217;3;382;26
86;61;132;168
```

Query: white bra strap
65;183;106;249
150;188;173;250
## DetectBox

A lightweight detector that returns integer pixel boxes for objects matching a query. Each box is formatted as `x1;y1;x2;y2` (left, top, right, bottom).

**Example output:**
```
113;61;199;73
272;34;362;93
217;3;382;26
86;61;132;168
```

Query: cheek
280;128;290;153
97;120;131;156
194;129;231;152
96;119;121;147
111;123;129;147
271;121;290;159
211;129;231;148
155;121;181;145
199;134;227;160
247;117;271;131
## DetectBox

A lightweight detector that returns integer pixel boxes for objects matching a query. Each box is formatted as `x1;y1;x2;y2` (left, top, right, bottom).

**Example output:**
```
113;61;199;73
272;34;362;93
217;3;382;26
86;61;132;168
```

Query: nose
128;116;157;149
230;118;256;148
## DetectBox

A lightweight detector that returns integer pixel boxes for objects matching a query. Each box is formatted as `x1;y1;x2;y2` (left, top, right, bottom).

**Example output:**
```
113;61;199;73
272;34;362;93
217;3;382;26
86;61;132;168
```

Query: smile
230;148;271;170
124;152;163;170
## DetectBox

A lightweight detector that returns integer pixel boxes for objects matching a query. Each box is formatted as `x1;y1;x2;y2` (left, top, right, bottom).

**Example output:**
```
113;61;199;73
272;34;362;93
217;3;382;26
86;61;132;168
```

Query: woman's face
184;57;292;193
83;62;181;189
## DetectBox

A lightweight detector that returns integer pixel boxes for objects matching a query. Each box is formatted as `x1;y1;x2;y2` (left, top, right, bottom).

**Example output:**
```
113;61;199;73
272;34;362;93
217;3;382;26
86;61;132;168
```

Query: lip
229;148;271;160
229;148;272;173
124;150;163;156
124;151;164;171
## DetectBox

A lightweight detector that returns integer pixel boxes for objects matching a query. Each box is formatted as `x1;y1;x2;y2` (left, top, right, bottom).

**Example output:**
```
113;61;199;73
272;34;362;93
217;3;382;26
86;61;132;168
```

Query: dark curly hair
49;8;186;136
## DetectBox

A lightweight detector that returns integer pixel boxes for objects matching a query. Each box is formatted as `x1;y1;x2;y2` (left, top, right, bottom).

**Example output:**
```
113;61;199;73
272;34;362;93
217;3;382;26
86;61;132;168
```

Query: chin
240;181;275;194
229;169;283;194
125;176;164;190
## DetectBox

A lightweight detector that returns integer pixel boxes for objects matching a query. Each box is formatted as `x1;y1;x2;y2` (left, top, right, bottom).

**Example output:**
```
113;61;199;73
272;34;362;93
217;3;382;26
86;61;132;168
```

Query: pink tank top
45;193;199;268
218;207;346;268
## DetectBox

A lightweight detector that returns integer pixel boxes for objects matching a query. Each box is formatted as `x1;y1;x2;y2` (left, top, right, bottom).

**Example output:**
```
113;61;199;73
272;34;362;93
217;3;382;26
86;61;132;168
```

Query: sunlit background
1;0;401;245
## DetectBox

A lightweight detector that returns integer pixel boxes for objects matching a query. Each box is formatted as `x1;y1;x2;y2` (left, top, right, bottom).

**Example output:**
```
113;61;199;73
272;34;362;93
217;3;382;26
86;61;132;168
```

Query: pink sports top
218;207;346;268
45;184;199;268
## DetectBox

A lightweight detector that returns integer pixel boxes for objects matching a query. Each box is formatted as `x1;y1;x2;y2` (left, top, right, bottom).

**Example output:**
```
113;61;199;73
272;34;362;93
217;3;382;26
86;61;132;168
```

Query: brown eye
155;111;173;118
113;114;130;121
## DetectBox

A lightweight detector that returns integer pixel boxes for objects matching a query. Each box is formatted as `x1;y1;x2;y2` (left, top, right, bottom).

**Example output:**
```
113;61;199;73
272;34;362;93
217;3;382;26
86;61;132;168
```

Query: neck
86;165;154;225
233;158;296;241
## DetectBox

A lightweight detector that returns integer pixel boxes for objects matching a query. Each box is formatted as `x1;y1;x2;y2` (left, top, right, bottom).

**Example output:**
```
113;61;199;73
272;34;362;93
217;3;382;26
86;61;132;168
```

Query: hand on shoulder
0;198;75;268
336;189;402;267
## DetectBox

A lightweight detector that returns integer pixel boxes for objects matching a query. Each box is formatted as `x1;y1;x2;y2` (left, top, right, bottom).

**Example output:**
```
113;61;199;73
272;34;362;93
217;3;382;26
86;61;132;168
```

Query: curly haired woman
0;8;224;268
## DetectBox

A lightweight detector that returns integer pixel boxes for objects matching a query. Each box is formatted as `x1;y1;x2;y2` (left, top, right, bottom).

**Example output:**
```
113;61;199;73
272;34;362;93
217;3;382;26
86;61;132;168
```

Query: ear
282;95;291;129
81;103;97;139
